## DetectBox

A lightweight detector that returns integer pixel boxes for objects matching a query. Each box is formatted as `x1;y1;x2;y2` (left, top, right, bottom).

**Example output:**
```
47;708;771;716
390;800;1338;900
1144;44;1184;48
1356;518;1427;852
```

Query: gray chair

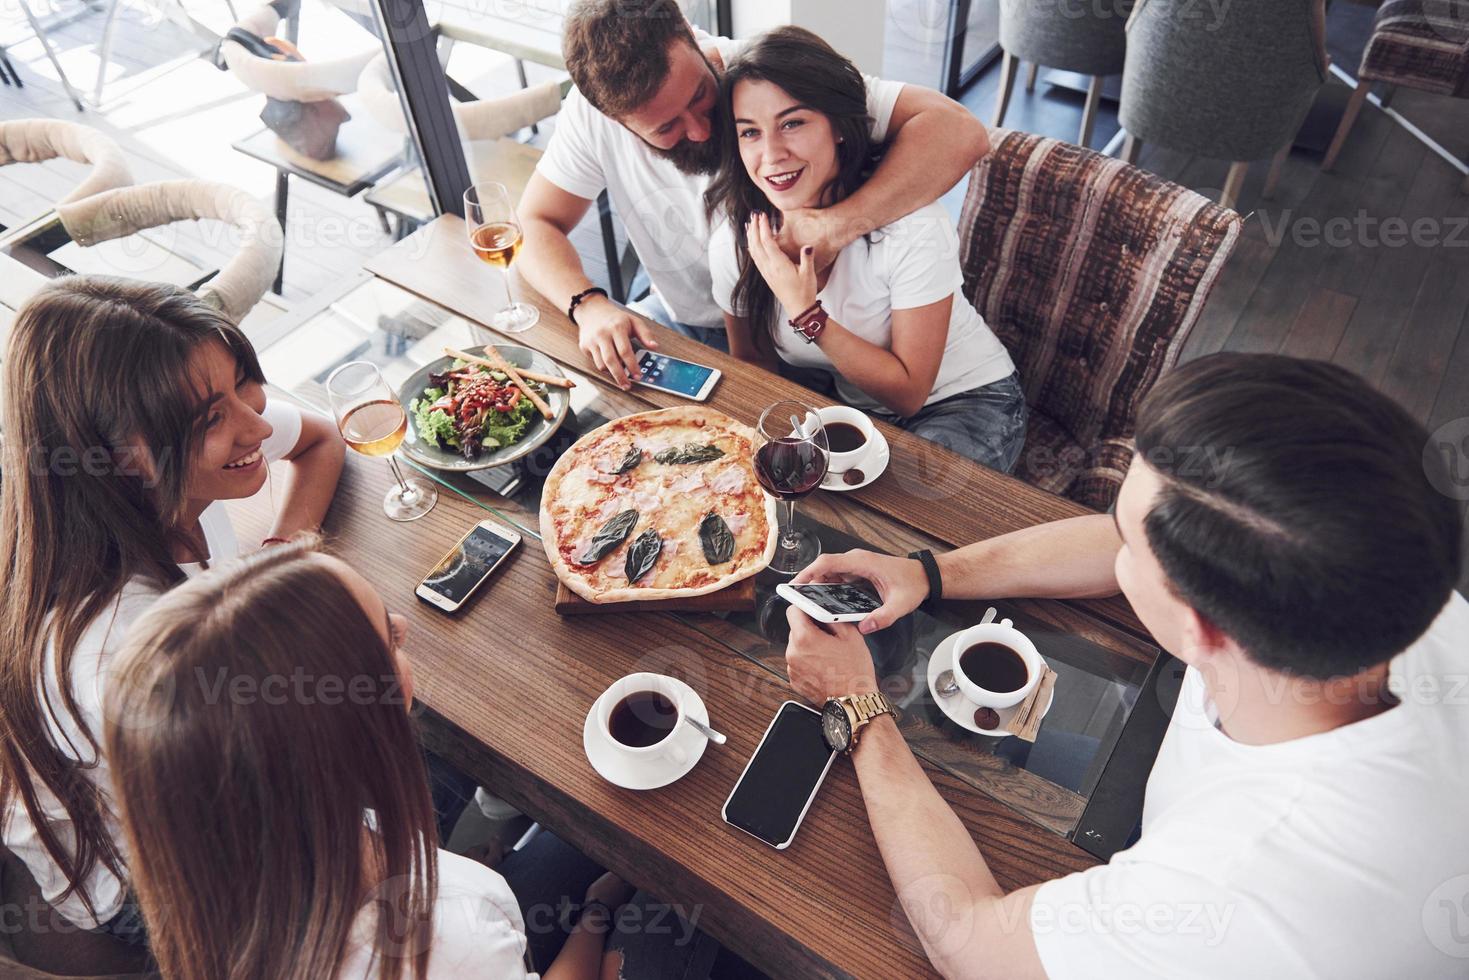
993;0;1133;148
1118;0;1328;209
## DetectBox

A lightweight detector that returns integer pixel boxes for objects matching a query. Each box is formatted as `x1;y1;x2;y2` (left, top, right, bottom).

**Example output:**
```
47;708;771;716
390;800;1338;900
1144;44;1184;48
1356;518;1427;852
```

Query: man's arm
785;614;1047;980
517;173;658;389
782;86;990;262
795;513;1122;633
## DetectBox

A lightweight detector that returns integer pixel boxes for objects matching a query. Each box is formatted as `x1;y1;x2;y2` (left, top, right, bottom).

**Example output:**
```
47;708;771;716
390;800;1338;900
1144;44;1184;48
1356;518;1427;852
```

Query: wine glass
464;181;539;333
326;361;437;522
754;400;829;576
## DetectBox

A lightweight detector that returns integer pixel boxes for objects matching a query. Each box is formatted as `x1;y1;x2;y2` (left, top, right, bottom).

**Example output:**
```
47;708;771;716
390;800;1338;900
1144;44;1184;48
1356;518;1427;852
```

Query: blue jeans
876;371;1029;475
628;276;729;354
498;832;719;978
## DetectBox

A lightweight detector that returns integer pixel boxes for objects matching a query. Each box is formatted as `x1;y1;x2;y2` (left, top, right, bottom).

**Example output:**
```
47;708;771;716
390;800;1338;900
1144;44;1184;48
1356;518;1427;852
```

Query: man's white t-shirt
709;203;1016;413
2;400;303;928
536;31;904;331
1029;592;1469;978
338;849;535;979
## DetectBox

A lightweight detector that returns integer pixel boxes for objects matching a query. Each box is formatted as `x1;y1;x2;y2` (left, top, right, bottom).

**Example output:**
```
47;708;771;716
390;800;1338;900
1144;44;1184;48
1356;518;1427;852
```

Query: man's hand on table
576;294;659;391
794;549;929;635
785;607;880;703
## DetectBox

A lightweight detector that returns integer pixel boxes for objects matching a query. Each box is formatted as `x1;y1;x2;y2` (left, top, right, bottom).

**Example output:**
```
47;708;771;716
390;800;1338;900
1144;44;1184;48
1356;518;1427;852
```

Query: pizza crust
541;406;778;603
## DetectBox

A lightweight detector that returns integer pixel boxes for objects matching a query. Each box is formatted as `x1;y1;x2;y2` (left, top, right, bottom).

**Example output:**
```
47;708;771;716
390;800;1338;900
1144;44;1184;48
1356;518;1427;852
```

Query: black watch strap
567;286;608;326
908;549;943;603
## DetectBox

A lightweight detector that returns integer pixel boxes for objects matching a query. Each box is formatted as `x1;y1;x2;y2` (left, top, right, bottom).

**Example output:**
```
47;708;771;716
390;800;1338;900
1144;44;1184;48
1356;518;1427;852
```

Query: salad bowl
397;344;572;472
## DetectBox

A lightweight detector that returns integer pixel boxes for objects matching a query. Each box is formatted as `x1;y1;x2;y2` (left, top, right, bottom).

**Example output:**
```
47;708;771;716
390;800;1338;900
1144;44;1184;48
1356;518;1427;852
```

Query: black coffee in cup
957;641;1029;693
608;690;678;747
824;422;868;454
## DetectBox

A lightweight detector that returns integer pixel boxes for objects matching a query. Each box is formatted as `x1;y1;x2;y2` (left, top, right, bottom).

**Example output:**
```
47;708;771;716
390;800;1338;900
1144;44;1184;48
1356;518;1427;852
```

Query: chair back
0;120;132;206
0;846;155;978
357;52;566;142
959;129;1240;510
1120;0;1325;160
998;0;1132;77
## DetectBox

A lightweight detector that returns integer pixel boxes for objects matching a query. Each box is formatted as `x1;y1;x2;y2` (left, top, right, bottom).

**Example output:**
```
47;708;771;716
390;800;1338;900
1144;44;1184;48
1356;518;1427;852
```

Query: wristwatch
821;691;897;754
789;300;829;343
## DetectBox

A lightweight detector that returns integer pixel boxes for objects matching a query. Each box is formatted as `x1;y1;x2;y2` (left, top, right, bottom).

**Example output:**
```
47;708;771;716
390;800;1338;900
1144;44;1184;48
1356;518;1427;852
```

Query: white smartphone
776;582;883;624
723;701;837;850
635;349;720;401
415;518;522;613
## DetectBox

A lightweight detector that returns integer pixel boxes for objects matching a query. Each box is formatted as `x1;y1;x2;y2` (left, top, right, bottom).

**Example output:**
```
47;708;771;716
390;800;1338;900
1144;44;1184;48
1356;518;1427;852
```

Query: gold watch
821;692;897;754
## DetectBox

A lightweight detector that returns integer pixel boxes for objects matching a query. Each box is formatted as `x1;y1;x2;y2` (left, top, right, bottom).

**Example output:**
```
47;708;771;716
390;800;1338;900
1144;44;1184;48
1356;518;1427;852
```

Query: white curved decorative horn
219;0;378;102
357;52;564;141
0;118;133;204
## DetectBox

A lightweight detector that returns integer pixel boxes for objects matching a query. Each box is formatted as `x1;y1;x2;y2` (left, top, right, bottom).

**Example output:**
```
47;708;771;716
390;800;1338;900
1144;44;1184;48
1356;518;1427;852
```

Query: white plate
582;678;710;790
820;427;890;492
926;630;1055;736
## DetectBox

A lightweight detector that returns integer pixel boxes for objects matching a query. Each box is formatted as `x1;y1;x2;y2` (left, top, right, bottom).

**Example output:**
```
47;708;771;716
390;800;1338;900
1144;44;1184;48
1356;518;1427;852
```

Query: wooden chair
957;130;1242;512
993;0;1132;149
1322;0;1469;192
0;846;155;978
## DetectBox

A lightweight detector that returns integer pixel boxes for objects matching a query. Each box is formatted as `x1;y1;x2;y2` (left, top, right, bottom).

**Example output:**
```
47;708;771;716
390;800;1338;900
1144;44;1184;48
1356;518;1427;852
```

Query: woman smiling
706;27;1027;473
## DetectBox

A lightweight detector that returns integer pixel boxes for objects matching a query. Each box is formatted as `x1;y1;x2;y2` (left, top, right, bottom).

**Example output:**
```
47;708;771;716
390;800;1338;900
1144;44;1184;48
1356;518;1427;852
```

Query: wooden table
231;217;1171;978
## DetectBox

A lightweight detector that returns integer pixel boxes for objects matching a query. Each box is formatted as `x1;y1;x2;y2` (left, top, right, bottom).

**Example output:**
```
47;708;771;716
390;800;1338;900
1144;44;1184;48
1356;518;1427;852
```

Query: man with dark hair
787;352;1468;978
518;0;988;389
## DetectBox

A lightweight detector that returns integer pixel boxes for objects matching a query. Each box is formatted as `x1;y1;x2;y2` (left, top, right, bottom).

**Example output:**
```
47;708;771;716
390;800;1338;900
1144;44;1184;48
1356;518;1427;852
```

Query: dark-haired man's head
1114;353;1462;681
563;0;723;175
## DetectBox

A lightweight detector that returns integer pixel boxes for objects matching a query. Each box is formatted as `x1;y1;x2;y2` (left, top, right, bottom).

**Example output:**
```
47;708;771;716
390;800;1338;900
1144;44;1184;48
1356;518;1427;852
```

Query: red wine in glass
754;439;828;500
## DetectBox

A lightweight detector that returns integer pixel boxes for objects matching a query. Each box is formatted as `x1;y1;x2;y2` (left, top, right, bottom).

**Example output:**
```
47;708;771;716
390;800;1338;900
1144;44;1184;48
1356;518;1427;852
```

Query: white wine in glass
464;182;538;333
327;362;437;522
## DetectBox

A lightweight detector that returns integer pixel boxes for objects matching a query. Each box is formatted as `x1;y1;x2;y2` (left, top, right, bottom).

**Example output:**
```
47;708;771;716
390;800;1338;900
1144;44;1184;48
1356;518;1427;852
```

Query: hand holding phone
416;518;521;612
776;582;883;624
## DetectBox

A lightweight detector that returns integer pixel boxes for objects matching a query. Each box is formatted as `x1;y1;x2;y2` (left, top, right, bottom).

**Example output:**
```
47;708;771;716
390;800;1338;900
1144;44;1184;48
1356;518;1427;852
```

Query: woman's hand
746;212;817;315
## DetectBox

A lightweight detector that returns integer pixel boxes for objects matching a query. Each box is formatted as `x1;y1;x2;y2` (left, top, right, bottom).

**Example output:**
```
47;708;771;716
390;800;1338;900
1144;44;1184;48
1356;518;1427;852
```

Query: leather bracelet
908;549;943;603
789;300;828;344
567;286;608;327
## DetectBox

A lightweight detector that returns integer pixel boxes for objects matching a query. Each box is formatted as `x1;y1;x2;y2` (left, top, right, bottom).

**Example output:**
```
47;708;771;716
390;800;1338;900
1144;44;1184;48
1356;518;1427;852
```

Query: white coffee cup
949;619;1042;709
815;405;876;474
596;672;690;767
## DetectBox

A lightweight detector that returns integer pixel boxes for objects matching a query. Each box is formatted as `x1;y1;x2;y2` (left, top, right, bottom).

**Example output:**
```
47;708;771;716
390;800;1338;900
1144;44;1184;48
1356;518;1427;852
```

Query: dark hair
563;0;699;118
0;275;265;921
1134;353;1463;679
703;26;882;348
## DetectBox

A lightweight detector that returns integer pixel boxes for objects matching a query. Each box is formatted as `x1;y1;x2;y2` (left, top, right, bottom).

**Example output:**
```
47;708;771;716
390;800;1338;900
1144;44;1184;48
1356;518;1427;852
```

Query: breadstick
444;346;554;420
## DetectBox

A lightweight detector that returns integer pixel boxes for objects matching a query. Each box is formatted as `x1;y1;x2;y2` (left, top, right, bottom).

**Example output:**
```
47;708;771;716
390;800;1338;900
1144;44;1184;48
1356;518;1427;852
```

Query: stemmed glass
326;361;437;522
464;181;539;333
753;400;829;576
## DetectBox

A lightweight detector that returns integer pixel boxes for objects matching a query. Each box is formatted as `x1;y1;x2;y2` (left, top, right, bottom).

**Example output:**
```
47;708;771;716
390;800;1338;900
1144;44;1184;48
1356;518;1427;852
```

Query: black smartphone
722;701;837;849
415;519;522;613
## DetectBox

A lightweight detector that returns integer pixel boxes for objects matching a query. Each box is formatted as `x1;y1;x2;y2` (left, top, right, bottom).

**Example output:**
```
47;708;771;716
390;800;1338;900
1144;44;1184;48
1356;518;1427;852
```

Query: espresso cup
950;618;1042;709
814;405;876;473
596;673;690;766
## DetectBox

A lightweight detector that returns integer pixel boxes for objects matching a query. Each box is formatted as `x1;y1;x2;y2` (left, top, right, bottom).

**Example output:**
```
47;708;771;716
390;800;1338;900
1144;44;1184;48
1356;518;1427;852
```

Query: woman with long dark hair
706;27;1027;472
104;540;667;980
0;276;344;941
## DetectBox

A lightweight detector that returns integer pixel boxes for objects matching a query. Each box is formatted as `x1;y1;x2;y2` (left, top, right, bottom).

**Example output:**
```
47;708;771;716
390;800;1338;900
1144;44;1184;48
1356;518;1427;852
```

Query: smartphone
415;518;522;613
635;349;720;401
776;582;883;624
723;701;837;850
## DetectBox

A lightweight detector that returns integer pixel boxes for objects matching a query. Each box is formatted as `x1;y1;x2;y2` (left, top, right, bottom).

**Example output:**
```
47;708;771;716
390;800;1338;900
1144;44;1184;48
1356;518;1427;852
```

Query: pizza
541;406;778;602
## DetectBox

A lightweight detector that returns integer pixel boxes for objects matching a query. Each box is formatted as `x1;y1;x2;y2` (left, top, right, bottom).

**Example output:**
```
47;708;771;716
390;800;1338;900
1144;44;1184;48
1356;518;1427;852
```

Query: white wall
730;0;887;75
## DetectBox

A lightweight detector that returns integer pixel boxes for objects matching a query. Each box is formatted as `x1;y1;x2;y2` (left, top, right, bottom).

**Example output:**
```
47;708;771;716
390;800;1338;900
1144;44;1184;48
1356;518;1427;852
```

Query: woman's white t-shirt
1;399;303;928
709;202;1016;413
338;849;535;979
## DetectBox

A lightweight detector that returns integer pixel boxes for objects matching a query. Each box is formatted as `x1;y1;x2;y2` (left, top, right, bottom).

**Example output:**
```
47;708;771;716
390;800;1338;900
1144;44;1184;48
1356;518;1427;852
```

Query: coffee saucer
926;630;1055;736
582;678;709;790
820;427;890;492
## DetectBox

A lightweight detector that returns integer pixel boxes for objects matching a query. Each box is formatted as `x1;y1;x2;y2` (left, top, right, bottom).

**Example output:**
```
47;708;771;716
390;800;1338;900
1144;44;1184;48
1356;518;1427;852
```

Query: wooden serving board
554;577;756;615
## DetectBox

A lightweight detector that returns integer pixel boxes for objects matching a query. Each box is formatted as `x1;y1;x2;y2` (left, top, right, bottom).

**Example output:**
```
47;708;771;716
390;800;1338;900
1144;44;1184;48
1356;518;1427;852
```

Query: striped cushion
959;130;1240;511
1361;0;1469;96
